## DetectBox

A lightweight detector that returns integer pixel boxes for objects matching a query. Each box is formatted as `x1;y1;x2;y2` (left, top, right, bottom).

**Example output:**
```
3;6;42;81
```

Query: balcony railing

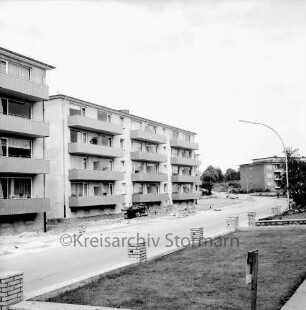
131;173;168;182
0;198;50;215
132;193;168;203
0;156;50;174
0;113;49;138
170;139;199;150
68;115;123;135
69;195;125;208
68;142;123;158
130;151;167;163
130;130;167;144
171;175;201;183
172;192;201;201
0;71;49;101
68;169;124;181
171;157;201;167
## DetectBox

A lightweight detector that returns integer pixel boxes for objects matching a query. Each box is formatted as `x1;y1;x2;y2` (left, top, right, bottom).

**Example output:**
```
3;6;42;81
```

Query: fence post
248;212;256;227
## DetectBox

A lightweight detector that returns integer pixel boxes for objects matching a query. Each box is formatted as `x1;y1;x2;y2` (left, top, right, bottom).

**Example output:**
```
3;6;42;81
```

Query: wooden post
246;250;258;310
43;212;47;233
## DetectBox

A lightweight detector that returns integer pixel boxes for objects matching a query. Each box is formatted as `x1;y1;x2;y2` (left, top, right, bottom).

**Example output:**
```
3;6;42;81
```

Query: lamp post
239;120;290;209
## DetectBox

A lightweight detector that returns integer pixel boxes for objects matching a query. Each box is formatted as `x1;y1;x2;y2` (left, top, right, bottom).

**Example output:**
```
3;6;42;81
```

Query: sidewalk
281;278;306;310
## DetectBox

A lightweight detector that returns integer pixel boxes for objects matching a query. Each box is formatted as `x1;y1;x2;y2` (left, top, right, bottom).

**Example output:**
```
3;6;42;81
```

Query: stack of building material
248;211;256;227
226;216;239;231
190;227;204;243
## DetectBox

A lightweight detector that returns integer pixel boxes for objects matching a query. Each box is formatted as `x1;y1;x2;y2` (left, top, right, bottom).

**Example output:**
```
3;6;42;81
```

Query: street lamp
239;120;290;209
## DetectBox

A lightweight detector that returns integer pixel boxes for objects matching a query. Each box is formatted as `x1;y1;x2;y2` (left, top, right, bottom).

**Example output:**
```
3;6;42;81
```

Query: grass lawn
47;228;306;310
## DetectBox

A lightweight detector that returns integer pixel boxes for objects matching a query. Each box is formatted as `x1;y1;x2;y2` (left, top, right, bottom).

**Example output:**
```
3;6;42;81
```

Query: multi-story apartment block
45;95;201;219
240;156;285;193
0;48;55;234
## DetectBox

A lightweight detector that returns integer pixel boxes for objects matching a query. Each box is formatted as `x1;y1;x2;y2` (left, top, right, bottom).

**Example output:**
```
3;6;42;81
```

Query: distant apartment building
45;95;201;219
0;48;54;234
240;156;285;193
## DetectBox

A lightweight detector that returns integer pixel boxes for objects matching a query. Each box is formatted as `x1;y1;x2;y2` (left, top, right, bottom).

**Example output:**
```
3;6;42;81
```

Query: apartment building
45;95;201;219
240;156;285;193
0;48;55;234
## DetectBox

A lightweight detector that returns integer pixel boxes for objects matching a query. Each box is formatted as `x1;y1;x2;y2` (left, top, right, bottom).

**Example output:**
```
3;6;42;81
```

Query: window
0;137;32;158
71;183;88;197
145;143;157;153
0;98;31;119
69;104;81;116
133;141;142;152
145;124;156;134
172;183;180;193
147;183;159;194
121;160;125;172
121;183;126;195
172;148;178;157
0;177;32;199
133;183;143;194
120;116;124;127
172;165;179;175
81;107;86;117
182;150;190;158
93;159;113;171
172;131;179;139
0;60;8;73
70;130;79;142
162;128;166;134
98;110;111;122
120;139;124;150
182;184;191;193
133;161;143;173
82;157;88;169
181;166;192;175
184;134;191;142
164;183;168;193
82;132;87;143
8;62;30;80
147;163;158;174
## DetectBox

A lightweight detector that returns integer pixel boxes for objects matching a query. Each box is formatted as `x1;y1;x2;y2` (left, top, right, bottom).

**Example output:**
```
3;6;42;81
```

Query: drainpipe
43;100;47;232
62;96;68;218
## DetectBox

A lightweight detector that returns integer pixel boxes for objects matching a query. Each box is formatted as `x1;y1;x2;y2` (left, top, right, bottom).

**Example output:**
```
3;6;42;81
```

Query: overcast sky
1;0;305;171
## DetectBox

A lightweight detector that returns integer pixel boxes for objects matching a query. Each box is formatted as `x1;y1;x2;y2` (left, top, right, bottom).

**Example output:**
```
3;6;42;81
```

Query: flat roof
0;47;55;70
49;94;197;135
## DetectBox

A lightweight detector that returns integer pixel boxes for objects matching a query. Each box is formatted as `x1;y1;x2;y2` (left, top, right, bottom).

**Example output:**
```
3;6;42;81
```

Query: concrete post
248;212;256;227
127;241;147;262
226;216;239;231
190;227;204;245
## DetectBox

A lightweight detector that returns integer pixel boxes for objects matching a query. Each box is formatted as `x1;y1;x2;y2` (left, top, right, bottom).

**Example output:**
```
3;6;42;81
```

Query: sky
0;0;305;172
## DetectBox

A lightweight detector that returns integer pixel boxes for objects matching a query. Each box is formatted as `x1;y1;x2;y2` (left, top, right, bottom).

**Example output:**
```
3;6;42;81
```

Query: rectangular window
8;99;31;119
164;183;168;193
182;184;191;193
145;143;157;153
93;159;113;171
120;116;124;127
173;183;180;193
120;139;124;150
69;104;81;117
97;110;111;122
70;130;79;142
0;137;32;158
145;124;156;134
81;107;86;117
0;177;32;199
181;166;192;175
172;165;179;175
82;157;88;169
133;141;142;152
121;183;126;195
8;62;30;80
71;183;88;197
0;60;8;73
133;161;143;173
147;183;159;194
172;131;179;139
121;160;125;172
172;148;178;157
133;183;143;194
147;163;158;174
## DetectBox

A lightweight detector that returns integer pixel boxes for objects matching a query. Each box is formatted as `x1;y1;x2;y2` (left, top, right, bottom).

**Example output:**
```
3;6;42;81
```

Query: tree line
200;165;240;183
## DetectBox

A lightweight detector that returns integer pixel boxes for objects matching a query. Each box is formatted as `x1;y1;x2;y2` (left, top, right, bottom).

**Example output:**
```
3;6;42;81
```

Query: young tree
279;148;306;208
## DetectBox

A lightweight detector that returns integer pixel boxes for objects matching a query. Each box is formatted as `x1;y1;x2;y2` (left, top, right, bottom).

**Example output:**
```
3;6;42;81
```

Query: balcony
171;157;201;167
171;175;201;183
170;139;199;150
130;130;167;144
130;151;167;163
68;115;123;135
172;192;201;201
0;157;50;174
132;173;168;182
0;198;50;215
0;71;49;101
0;113;49;138
68;143;123;158
132;193;168;203
69;195;124;208
69;169;124;181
